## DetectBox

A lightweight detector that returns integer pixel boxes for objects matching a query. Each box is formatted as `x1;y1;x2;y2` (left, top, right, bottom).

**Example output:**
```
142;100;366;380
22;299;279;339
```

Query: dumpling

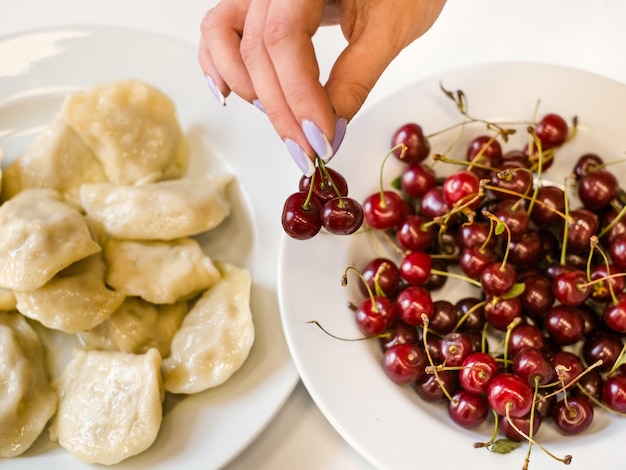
0;312;57;458
0;288;17;311
62;79;188;185
1;115;107;207
79;297;188;357
162;262;254;394
80;175;233;240
0;189;101;291
49;348;163;465
14;252;125;334
104;238;221;304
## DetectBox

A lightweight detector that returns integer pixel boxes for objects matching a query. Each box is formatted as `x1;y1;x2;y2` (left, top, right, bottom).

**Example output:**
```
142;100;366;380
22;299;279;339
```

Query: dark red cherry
529;185;565;227
567;208;599;253
480;262;517;297
359;258;402;298
544;305;586;346
442;170;482;209
487;373;534;418
602;372;626;413
513;347;555;386
382;343;427;384
602;292;626;333
281;191;323;240
391;123;430;164
394;285;434;326
395;214;436;251
321;197;363;235
459;352;499;394
400;163;437;199
448;390;489;429
499;412;542;442
552;269;592;307
574;153;604;179
362;190;405;230
552;395;594;435
299;166;348;202
354;296;397;336
535;113;569;149
415;369;460;403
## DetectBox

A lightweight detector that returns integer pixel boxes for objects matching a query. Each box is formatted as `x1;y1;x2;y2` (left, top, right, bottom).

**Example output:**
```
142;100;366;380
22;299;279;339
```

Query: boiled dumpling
0;312;57;458
14;252;125;333
80;175;233;240
0;189;101;291
104;238;221;304
1;115;107;207
79;297;188;357
49;348;163;465
62;79;188;185
162;262;254;394
0;288;17;311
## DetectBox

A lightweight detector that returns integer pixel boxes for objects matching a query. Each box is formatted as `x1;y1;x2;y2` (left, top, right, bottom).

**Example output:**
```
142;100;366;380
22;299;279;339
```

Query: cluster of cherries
334;107;626;467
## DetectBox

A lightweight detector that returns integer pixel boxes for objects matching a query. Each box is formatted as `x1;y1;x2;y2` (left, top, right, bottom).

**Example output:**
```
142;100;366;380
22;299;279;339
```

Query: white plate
279;62;626;470
0;26;298;469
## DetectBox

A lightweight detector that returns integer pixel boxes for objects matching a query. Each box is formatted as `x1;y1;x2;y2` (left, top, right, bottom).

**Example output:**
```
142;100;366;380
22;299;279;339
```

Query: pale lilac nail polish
252;99;266;114
205;74;226;106
330;117;347;158
285;138;315;176
302;119;332;161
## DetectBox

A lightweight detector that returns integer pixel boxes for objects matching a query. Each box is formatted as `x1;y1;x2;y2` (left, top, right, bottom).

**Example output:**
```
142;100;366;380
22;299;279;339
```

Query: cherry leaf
495;220;506;235
501;282;526;299
490;438;521;454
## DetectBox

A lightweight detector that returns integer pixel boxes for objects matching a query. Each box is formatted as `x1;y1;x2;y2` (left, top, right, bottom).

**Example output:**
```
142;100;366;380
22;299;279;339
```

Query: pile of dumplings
0;79;255;465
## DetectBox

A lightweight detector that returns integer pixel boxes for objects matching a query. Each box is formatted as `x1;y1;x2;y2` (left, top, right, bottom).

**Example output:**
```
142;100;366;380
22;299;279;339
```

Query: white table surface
1;1;626;469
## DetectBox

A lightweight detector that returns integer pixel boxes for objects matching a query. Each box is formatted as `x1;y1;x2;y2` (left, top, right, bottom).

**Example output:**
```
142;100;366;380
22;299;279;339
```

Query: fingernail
302;119;332;162
330;117;347;158
252;99;266;114
285;138;315;176
205;74;226;106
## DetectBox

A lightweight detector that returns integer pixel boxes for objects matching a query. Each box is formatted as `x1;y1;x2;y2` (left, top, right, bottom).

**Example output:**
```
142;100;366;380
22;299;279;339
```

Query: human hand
199;0;446;175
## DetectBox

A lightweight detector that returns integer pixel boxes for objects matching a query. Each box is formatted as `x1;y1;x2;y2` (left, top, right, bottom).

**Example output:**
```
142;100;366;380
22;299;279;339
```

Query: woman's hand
199;0;446;175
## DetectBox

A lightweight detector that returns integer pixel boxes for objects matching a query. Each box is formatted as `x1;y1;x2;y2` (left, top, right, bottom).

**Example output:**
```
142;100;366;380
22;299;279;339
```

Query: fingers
199;0;256;105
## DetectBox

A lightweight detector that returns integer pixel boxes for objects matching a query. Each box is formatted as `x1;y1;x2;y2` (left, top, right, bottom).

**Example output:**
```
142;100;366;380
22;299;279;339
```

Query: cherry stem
306;320;371;341
483;183;570;221
525;126;544;216
421;314;454;401
607;341;626;376
539;360;603;401
317;157;346;207
586;236;619;305
523;376;541;470
482;210;512;271
452;299;487;333
473;409;500;449
598;201;626;239
342;266;379;313
560;174;576;266
378;144;407;208
505;404;572;466
431;268;481;288
502;316;522;366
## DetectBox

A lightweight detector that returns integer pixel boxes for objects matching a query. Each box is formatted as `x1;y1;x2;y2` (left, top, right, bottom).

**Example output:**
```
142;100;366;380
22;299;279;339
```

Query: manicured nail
302;119;332;162
205;74;226;106
252;99;266;114
285;138;315;176
330;117;347;158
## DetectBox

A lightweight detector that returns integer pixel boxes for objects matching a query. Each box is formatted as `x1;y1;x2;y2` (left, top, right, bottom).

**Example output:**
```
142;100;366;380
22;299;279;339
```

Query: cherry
321;196;363;235
362;190;405;230
529;185;565;227
577;168;618;211
354;296;397;336
459;352;499;394
574;153;604;179
358;258;402;298
484;295;522;331
507;323;546;359
544;305;586;346
573;370;604;401
382;343;427;385
590;264;625;303
602;292;626;333
420;186;451;219
535;113;569;149
379;320;419;351
299;166;348;203
582;331;624;372
513;347;556;386
466;134;502;169
400;163;437;199
602;372;626;413
415;369;460;403
442;170;481;209
493;199;529;241
551;395;594;435
480;262;517;297
552;269;591;307
391;123;431;164
519;274;555;318
459;245;497;280
508;230;543;269
429;300;457;335
399;251;433;286
448;390;489;428
567;208;599;253
499;412;542;442
281;191;323;240
489;162;533;201
549;350;585;387
608;233;626;270
439;332;476;367
456;221;496;250
395;214;436;252
454;297;486;333
394;285;434;326
487;372;534;418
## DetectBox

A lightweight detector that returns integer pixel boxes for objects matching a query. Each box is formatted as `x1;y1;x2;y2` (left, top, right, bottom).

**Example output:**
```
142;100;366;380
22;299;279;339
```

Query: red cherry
394;285;434;326
535;113;569;149
459;352;499;394
399;251;433;286
487;373;533;418
390;123;430;164
281;191;323;240
382;343;427;384
362;190;405;230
